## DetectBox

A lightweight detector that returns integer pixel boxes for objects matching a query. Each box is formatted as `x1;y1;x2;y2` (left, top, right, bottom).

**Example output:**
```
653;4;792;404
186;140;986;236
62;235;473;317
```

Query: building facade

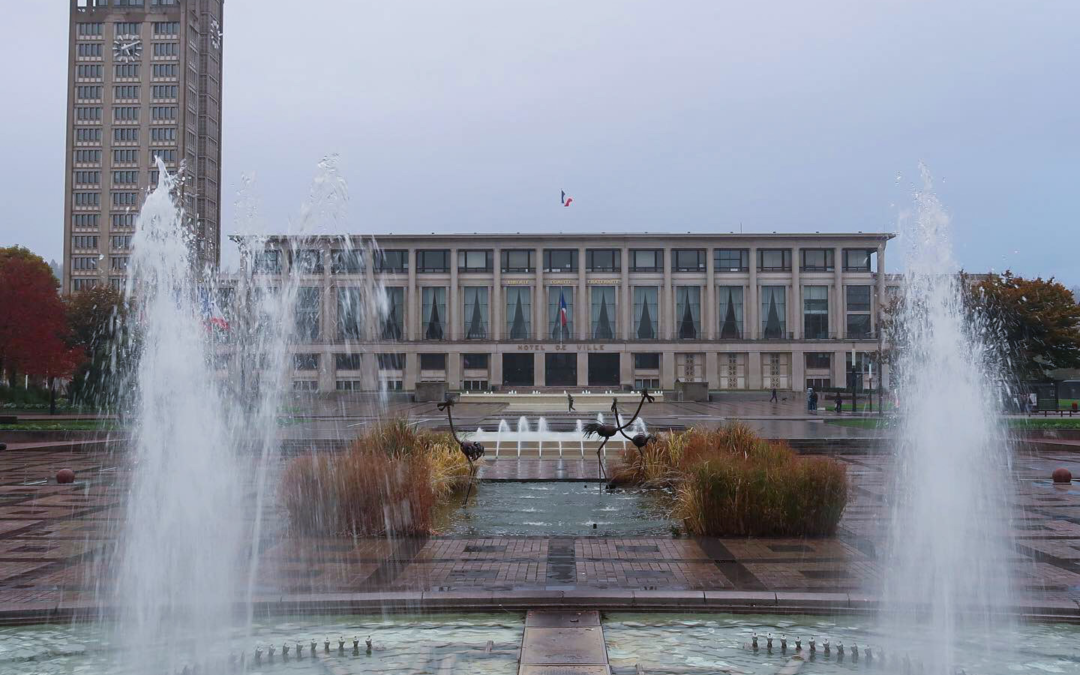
254;233;893;394
64;0;223;293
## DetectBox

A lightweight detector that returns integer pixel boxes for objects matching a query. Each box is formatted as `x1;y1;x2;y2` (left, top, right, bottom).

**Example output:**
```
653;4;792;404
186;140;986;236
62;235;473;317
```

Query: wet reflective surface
436;482;676;537
605;614;1080;674
0;614;523;674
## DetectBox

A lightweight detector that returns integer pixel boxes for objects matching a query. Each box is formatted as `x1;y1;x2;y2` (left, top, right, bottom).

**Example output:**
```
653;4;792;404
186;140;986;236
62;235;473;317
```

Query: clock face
210;19;222;51
113;38;142;63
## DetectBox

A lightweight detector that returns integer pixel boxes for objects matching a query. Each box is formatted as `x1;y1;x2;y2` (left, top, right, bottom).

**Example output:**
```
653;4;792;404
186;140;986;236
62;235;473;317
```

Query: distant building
242;232;893;393
64;0;224;293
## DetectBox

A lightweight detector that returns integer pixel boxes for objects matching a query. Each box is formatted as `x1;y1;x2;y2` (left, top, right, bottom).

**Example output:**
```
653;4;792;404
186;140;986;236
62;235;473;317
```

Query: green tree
967;272;1080;380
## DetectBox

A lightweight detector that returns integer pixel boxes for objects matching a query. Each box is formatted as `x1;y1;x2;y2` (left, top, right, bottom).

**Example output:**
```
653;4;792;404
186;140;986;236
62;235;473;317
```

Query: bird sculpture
438;395;484;506
582;388;655;479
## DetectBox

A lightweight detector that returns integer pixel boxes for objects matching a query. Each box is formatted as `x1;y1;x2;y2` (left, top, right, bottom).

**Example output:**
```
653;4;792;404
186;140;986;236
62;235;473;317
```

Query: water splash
883;165;1015;671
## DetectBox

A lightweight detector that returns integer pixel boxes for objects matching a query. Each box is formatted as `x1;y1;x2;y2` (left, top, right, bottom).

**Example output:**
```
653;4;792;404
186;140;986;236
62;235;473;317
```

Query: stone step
519;610;610;675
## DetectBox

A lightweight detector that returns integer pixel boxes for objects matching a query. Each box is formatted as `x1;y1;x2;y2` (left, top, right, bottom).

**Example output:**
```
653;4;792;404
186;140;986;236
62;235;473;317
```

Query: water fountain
882;166;1017;670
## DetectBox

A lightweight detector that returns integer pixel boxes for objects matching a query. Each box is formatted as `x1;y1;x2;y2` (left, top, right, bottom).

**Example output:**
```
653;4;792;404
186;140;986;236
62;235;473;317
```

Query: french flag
199;288;230;331
558;292;568;327
561;190;573;207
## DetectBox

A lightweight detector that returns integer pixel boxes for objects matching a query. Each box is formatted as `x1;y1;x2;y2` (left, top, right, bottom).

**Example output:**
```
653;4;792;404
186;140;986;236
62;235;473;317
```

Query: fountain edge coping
1;592;1077;627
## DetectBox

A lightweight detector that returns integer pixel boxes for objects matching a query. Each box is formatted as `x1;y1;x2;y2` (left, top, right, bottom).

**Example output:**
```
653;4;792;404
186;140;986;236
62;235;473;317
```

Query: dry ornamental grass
279;419;473;536
614;423;848;537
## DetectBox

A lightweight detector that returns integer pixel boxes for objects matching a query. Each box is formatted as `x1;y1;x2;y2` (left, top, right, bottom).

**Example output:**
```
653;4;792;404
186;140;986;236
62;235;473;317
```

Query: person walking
567;391;576;412
806;387;814;412
834;392;843;414
770;387;778;403
810;389;819;413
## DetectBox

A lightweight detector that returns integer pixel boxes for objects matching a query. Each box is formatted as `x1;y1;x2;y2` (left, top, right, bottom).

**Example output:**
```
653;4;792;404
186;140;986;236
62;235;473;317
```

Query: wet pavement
0;440;1078;620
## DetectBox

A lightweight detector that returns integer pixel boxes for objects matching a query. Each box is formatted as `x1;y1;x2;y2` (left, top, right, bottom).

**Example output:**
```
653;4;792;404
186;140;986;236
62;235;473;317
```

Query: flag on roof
561;190;573;207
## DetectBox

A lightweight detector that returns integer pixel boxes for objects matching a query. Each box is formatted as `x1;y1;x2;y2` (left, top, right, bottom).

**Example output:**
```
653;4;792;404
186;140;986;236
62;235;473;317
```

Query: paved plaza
0;430;1078;621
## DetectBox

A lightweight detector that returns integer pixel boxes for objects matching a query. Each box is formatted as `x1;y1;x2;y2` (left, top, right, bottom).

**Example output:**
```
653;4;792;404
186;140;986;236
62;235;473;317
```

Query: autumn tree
0;247;79;396
66;285;133;406
967;272;1080;380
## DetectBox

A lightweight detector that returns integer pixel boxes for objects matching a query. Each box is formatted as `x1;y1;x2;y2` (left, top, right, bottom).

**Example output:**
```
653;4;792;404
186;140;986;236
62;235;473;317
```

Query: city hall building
255;233;892;394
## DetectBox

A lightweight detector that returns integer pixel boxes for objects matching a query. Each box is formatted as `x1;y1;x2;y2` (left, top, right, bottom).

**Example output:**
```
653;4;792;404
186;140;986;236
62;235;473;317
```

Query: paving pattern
0;442;1078;618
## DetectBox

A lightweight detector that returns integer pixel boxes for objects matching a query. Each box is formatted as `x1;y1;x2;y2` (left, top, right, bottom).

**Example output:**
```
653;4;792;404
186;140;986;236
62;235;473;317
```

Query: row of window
70;256;129;271
70;214;136;230
79;64;179;80
263;247;877;275
282;351;847;377
71;235;129;253
77;20;179;37
275;284;877;344
76;148;177;166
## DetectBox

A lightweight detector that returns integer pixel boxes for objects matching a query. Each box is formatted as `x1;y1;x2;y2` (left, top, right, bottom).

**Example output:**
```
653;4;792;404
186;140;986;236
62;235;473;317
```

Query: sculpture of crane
437;395;484;506
581;388;654;479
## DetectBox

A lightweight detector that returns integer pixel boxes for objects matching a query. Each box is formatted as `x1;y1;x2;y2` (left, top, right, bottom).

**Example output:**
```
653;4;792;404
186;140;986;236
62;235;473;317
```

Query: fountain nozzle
809;637;816;654
823;638;831;655
780;635;788;652
751;632;759;650
795;637;802;651
366;636;373;654
767;633;774;650
324;637;331;653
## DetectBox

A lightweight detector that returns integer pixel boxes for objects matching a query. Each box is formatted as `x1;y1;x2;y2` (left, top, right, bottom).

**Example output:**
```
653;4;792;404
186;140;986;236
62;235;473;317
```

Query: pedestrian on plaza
810;390;819;413
770;387;778;403
567;391;576;412
806;387;814;412
834;392;843;414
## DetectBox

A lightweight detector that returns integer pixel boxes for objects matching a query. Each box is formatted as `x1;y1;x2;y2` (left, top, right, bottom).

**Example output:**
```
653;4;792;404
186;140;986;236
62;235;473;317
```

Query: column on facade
534;351;546;387
407;249;418;341
792;347;805;392
790;246;801;340
834;246;844;340
492;248;502;341
620;245;630;340
662;246;673;340
577;245;588;340
491;347;503;387
319;254;335;393
449;247;459;341
833;349;847;390
447;348;462;389
747;351;763;389
706;248;716;340
363;246;377;342
577;351;589;387
747;246;759;339
874;243;886;336
661;350;676;389
534;246;544;341
620;347;632;387
705;352;718;389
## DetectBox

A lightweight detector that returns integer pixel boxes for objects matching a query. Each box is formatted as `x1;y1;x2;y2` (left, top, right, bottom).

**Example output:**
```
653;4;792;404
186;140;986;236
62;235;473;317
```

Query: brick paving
0;444;1077;616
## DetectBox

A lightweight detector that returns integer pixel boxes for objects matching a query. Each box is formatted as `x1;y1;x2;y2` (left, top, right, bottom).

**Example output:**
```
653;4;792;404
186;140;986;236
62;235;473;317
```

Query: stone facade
64;0;224;293
254;232;892;393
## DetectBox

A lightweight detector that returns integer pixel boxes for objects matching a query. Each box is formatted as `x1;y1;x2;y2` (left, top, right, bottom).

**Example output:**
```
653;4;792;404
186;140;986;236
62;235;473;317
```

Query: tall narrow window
676;286;701;339
337;287;363;340
761;286;787;339
633;287;658;340
548;287;574;341
381;287;404;340
590;287;616;340
846;285;872;338
463;287;489;340
295;287;321;342
717;286;744;339
803;286;829;339
422;287;446;340
506;287;532;340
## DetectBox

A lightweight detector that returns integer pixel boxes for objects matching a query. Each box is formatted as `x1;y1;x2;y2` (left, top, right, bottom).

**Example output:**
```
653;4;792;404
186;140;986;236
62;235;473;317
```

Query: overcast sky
1;1;1077;284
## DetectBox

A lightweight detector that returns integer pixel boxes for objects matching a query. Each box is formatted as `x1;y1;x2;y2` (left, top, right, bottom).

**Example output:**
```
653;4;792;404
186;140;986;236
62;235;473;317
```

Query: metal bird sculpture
582;388;655;479
438;395;484;506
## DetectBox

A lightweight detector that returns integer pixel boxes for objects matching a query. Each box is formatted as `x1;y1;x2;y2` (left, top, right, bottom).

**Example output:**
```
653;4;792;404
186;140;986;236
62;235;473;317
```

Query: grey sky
2;1;1077;284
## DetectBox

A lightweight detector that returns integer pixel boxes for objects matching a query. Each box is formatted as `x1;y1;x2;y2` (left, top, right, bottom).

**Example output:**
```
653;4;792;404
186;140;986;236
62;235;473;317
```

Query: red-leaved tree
0;247;80;389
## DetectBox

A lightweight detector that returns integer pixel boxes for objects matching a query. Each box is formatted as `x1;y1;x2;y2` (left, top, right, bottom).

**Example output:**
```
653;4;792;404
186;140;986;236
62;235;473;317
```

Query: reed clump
279;419;472;536
614;422;847;536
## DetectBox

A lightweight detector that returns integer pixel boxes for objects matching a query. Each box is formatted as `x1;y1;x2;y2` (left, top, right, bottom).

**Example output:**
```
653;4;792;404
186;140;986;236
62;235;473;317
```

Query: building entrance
545;353;577;387
588;353;621;387
502;354;534;387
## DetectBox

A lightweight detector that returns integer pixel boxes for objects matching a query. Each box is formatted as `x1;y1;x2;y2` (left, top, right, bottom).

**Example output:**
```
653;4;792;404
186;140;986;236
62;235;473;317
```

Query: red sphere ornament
56;468;76;484
1052;468;1073;484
